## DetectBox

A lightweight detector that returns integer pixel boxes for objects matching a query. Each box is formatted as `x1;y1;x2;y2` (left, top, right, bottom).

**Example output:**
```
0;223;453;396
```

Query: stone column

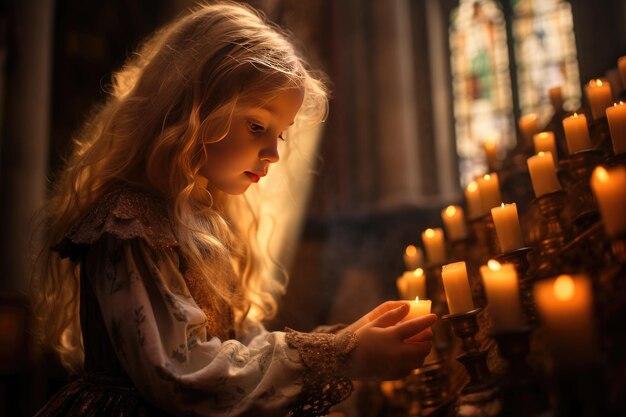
0;0;54;294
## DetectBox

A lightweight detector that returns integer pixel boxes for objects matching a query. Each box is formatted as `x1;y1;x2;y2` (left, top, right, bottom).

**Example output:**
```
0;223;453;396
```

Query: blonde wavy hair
33;1;328;372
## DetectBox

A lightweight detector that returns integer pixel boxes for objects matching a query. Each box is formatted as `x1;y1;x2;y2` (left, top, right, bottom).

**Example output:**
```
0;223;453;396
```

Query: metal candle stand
441;308;493;394
490;328;549;417
533;190;568;278
560;149;603;232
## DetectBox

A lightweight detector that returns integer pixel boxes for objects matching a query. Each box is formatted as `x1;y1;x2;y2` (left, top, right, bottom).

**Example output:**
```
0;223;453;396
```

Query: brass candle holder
560;149;603;231
491;328;549;417
441;308;493;394
533;190;569;278
405;361;454;416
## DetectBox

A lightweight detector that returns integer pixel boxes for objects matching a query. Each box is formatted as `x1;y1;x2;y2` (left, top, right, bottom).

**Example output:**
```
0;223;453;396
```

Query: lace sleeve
285;329;358;417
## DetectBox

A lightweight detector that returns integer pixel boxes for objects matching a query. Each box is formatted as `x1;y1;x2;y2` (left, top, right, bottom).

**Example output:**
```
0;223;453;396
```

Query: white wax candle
549;86;563;111
590;166;626;237
527;152;561;197
403;245;424;270
606;101;626;155
400;296;432;322
476;173;502;213
619;56;626;90
441;205;468;241
441;261;474;314
585;79;613;120
479;260;525;332
483;140;498;168
518;113;539;144
491;203;524;253
422;228;446;265
534;275;597;366
396;268;427;300
562;113;592;154
465;180;483;219
533;131;558;161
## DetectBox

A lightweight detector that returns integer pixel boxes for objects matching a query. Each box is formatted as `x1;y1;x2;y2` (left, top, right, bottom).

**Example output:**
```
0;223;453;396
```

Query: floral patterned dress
35;186;357;417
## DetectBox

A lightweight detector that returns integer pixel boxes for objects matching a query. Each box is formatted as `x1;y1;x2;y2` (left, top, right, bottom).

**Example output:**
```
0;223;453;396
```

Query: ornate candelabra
560;149;603;231
533;190;569;278
491;328;549;417
442;308;500;417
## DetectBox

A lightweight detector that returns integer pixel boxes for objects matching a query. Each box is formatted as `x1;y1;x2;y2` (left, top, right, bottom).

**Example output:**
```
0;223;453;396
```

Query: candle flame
484;141;495;150
487;259;501;271
597;79;603;86
413;268;424;277
573;112;578;118
593;166;610;183
620;101;624;105
554;275;575;301
425;228;435;238
500;202;505;208
538;151;545;157
415;296;420;303
483;174;491;181
445;205;457;217
467;181;478;192
538;132;549;139
405;245;417;256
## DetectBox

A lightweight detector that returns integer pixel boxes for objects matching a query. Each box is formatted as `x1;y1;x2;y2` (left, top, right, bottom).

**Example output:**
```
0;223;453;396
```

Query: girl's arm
86;235;356;417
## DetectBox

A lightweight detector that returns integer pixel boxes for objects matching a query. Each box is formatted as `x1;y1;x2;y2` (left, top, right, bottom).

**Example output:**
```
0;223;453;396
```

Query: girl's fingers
403;327;434;343
367;300;410;322
394;314;437;340
369;304;410;328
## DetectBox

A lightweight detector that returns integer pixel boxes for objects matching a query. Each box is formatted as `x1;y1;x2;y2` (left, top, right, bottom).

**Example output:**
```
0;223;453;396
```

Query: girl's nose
259;140;280;163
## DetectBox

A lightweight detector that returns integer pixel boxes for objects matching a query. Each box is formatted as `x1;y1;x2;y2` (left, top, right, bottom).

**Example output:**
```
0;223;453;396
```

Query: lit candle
465;180;483;219
479;260;525;332
421;228;446;265
441;261;474;314
562;113;592;154
403;245;424;270
491;203;524;253
590;166;626;237
476;173;502;213
518;113;539;144
396;268;427;300
619;56;626;90
527;152;561;197
606;101;626;155
585;79;613;120
400;296;432;322
533;274;597;366
533;131;558;161
548;86;563;111
441;205;468;241
483;140;498;169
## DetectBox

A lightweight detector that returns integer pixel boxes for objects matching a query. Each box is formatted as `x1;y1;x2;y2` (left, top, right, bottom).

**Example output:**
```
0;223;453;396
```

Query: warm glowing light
415;296;420;303
538;132;549;139
445;205;457;217
405;245;417;256
614;101;624;107
483;174;491;181
425;228;435;238
500;202;505;208
573;112;578;118
413;268;424;277
467;181;478;192
537;151;545;157
484;141;496;150
487;259;502;271
593;166;610;183
554;275;575;301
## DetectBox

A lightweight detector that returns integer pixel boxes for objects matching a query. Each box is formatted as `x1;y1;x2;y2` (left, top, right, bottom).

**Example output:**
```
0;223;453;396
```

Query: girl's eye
248;121;265;133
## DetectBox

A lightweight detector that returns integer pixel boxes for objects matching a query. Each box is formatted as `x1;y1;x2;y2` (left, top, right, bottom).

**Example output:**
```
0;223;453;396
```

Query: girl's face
200;87;304;195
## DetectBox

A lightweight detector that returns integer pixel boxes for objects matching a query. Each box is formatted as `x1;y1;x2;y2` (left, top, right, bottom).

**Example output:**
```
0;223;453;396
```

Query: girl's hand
341;300;411;334
345;305;437;381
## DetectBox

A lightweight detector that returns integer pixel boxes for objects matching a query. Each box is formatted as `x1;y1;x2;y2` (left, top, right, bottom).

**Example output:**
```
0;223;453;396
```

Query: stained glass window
450;0;515;186
512;0;581;118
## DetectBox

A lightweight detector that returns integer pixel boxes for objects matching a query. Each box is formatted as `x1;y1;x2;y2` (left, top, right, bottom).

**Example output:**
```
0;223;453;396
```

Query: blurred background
1;0;626;415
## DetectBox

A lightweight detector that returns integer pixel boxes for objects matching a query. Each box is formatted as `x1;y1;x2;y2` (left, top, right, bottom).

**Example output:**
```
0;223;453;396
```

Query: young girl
33;2;436;416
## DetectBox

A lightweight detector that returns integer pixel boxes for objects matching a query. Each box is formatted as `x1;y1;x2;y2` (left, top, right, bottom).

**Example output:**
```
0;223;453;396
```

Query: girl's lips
245;172;260;183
